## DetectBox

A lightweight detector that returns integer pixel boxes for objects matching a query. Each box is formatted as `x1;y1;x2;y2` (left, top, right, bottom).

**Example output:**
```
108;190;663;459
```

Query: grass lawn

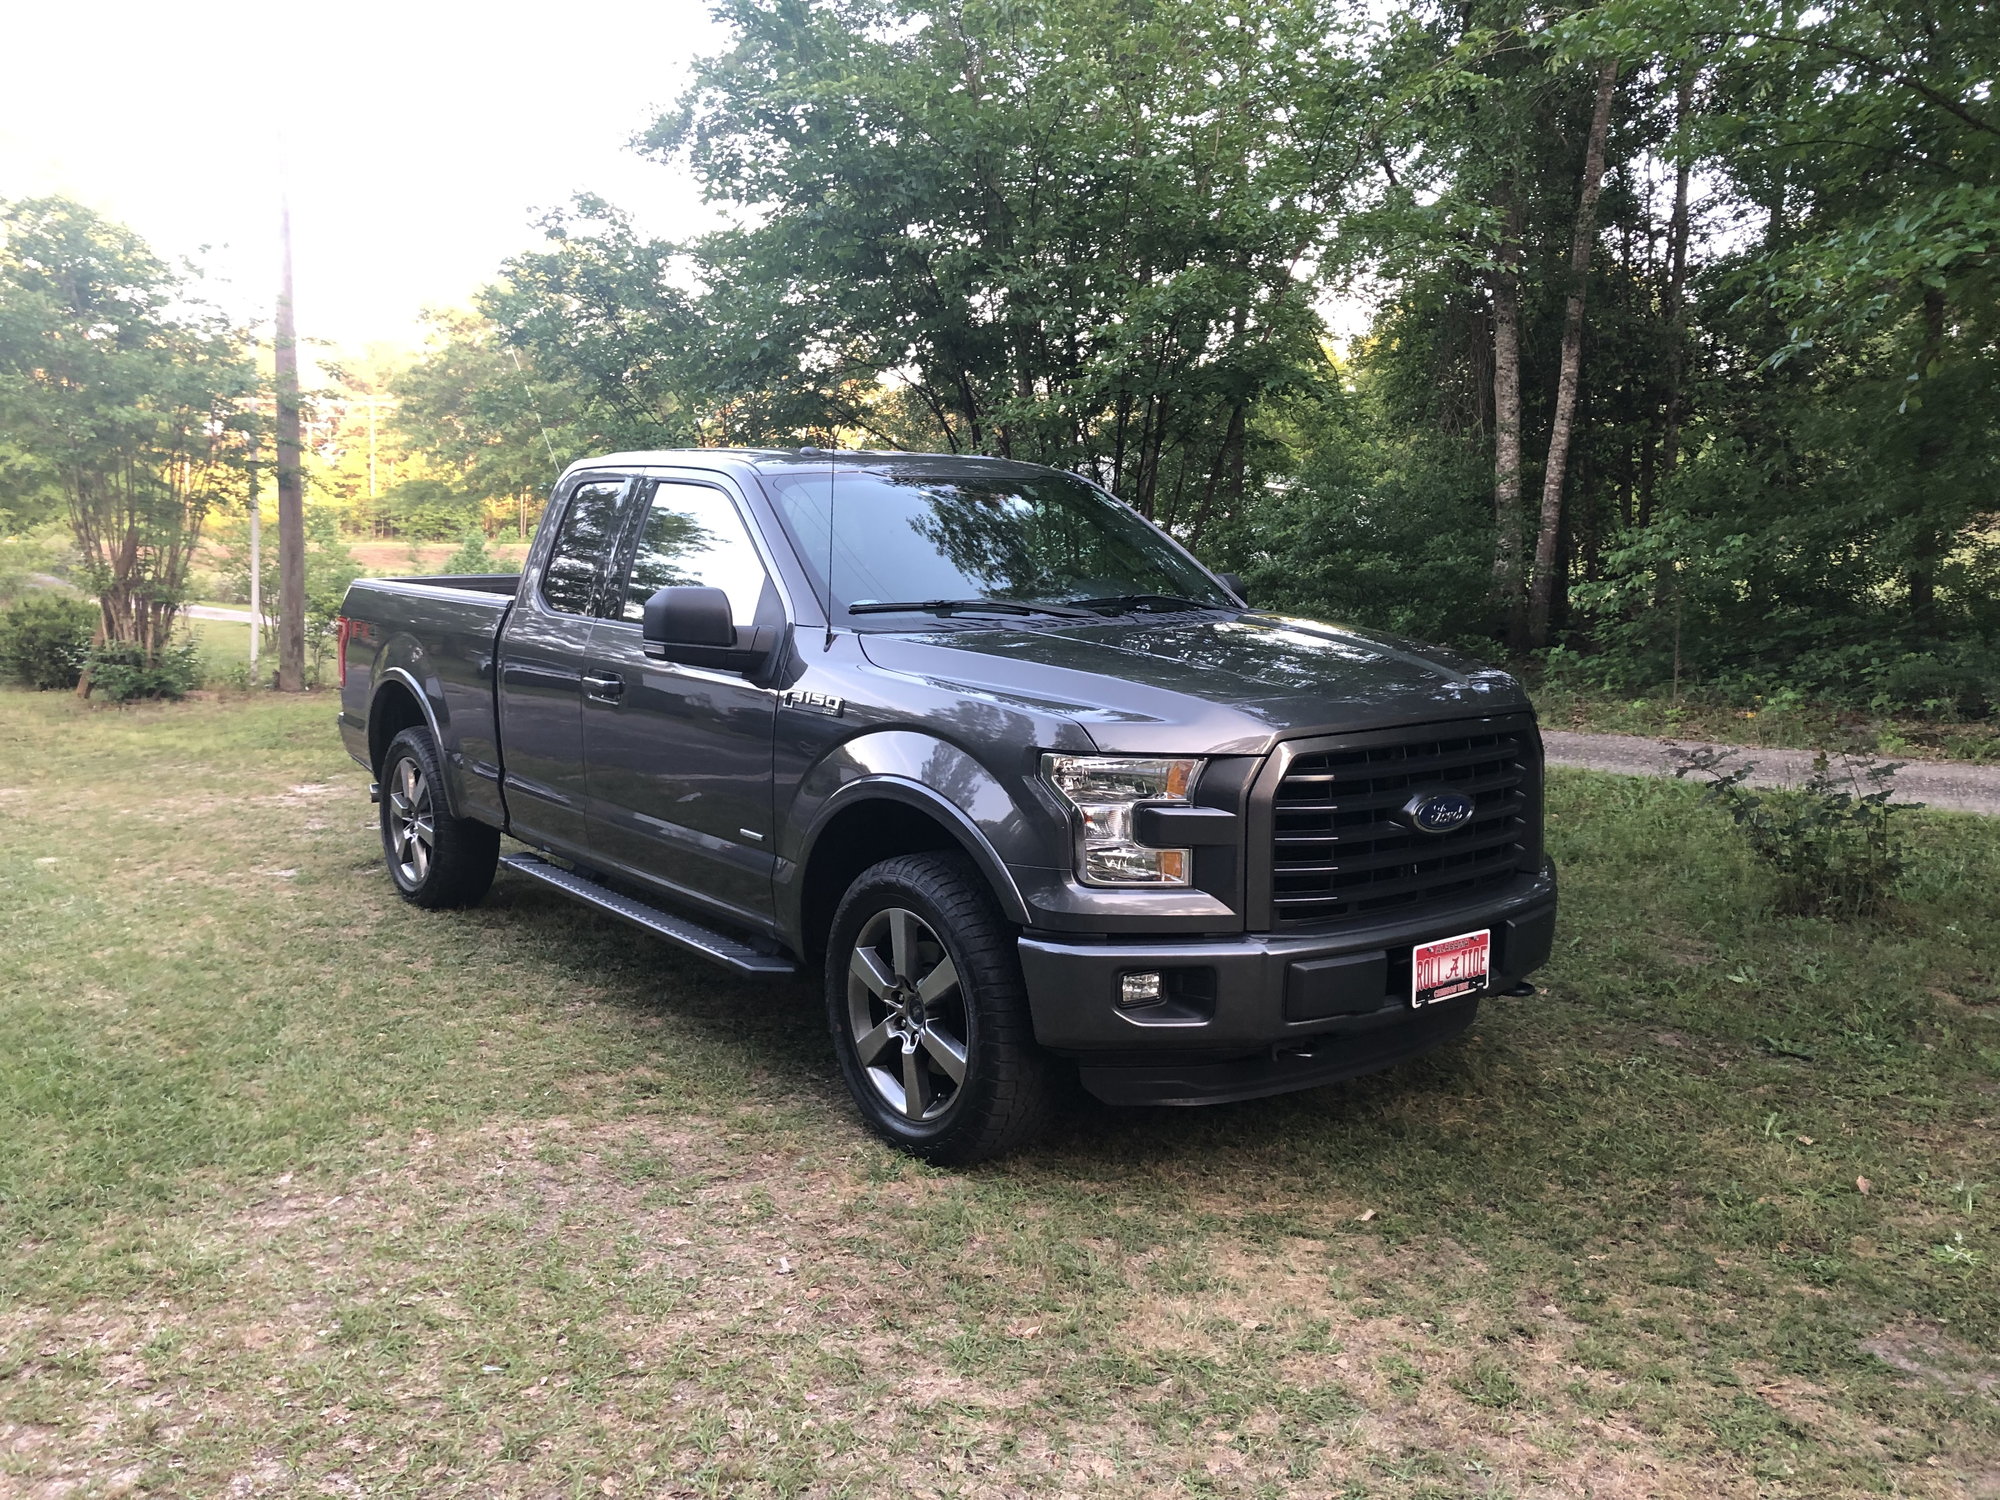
183;618;254;682
1;690;1996;1498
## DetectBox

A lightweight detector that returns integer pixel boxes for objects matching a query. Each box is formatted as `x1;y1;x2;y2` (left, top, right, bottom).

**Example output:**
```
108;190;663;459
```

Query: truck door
496;474;635;855
580;478;780;924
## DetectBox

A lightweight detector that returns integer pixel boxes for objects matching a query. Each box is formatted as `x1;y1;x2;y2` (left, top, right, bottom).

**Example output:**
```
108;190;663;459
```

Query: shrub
85;638;202;702
0;593;96;689
1672;744;1918;917
444;527;496;575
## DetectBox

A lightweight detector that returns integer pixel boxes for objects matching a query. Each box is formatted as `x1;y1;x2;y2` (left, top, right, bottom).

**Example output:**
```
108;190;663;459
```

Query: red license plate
1411;929;1491;1007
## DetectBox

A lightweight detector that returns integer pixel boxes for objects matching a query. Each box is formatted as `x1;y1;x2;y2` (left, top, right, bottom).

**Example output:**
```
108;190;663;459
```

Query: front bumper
1017;865;1556;1105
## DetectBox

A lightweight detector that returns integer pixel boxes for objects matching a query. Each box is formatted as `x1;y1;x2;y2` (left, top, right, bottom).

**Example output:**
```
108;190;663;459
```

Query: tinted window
764;471;1229;619
540;480;631;615
619;483;769;628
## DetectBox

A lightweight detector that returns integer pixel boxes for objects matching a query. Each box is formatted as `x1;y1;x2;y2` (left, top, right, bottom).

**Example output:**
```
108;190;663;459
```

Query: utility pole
248;432;262;681
275;197;306;691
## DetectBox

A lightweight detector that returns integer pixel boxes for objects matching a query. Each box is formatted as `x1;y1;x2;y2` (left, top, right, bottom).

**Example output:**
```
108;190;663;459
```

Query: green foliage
477;201;703;456
83;638;202;702
411;0;1996;724
500;0;1374;538
0;522;74;608
443;528;497;575
389;308;575;507
0;197;255;655
1222;369;1497;647
207;508;361;687
0;593;95;690
380;477;481;541
1673;745;1919;917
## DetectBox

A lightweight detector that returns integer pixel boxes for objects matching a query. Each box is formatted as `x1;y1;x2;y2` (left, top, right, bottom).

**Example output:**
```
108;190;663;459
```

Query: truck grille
1270;728;1532;927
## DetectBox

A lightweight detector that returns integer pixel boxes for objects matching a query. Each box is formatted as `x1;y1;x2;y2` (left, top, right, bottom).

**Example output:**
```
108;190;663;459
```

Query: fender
801;775;1034;928
779;729;1051;940
369;663;461;818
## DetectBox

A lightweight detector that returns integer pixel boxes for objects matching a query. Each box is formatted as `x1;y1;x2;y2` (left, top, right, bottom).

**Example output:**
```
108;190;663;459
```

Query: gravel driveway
1543;730;2000;817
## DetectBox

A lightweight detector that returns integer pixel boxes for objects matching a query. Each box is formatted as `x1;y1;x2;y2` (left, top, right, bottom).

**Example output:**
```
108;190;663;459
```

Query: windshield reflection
766;470;1229;620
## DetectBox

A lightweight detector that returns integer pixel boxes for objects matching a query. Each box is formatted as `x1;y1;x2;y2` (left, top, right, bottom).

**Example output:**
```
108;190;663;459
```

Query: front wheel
826;852;1058;1164
378;727;499;908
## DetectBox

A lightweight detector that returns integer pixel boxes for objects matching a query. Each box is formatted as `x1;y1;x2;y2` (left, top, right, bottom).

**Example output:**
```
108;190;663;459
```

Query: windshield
763;469;1232;622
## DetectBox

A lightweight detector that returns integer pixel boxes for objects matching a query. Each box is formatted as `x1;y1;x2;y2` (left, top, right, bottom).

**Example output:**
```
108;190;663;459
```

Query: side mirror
1219;572;1249;607
642;585;736;658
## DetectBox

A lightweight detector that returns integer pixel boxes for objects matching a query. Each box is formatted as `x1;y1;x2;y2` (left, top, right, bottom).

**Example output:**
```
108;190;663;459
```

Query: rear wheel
378;727;499;908
826;852;1057;1164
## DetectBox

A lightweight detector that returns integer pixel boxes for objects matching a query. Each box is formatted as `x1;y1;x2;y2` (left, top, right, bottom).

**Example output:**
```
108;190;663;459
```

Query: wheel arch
793;779;1032;963
367;669;455;814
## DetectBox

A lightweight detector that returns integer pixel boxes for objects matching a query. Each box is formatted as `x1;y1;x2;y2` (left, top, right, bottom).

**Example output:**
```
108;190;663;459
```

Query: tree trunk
276;199;307;692
1658;71;1694;488
1908;287;1950;624
1524;60;1619;650
1490;180;1525;640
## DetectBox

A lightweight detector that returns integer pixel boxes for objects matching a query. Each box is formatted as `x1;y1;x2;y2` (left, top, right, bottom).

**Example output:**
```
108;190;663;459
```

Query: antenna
509;345;560;468
817;441;836;649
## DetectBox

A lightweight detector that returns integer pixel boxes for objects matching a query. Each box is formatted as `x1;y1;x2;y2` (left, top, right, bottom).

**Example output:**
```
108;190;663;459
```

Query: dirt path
1543;729;2000;817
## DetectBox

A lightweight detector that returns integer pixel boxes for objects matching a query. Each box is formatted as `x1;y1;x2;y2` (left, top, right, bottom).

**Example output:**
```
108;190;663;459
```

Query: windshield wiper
1062;593;1226;614
847;597;1097;619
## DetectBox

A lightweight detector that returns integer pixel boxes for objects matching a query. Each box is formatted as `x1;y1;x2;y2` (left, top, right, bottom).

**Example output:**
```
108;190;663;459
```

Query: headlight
1041;754;1203;887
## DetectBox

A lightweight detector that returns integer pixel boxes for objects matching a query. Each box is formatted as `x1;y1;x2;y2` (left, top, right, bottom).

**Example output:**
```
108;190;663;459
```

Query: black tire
826;852;1058;1164
378;726;500;909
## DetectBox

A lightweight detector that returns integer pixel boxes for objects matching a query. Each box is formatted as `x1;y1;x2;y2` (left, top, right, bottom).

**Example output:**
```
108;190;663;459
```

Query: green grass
1;688;1996;1497
1532;681;2000;764
183;617;254;679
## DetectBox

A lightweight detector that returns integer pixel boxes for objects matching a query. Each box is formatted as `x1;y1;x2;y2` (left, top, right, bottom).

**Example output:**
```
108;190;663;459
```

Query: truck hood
856;610;1529;755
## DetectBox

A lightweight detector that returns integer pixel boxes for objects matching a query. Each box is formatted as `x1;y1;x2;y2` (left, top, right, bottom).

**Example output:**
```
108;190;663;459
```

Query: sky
0;0;729;358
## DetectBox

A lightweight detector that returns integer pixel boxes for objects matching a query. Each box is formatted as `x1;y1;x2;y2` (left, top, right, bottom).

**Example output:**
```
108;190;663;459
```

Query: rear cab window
539;478;634;615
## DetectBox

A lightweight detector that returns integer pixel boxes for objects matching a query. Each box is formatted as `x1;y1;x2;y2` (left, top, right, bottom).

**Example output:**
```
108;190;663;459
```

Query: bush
1673;745;1918;917
0;593;96;689
443;527;496;575
85;638;202;702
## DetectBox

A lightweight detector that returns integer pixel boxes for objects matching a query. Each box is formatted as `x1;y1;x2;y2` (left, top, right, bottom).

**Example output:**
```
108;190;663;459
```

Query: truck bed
339;574;522;828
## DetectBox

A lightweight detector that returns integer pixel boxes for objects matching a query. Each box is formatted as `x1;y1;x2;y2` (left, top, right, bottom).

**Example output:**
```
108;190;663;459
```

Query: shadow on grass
477;863;1504;1201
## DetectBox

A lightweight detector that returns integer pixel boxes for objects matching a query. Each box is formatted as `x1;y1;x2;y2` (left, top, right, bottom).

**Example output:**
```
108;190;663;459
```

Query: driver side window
619;483;770;628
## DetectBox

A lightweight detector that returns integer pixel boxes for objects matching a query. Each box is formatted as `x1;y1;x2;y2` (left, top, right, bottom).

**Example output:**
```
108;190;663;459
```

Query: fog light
1119;970;1164;1008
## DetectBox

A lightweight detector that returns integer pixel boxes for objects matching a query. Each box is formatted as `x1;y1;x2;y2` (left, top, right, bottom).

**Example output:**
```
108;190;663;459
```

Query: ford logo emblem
1403;789;1476;834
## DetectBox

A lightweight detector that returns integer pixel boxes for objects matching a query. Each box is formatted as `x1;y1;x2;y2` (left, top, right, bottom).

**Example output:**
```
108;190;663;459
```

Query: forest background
2;0;1993;720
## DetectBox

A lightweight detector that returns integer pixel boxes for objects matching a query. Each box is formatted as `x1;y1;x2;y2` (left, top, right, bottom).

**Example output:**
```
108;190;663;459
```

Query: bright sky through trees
0;0;726;350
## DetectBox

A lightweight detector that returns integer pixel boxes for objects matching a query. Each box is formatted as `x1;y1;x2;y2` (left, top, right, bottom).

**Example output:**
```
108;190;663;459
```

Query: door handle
583;672;625;702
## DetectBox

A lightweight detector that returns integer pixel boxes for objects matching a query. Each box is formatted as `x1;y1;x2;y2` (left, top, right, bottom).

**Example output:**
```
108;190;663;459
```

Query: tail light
335;615;352;687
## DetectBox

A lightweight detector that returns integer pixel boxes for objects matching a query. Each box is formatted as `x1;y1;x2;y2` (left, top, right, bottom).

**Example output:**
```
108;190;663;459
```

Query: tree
432;0;1997;713
1525;58;1619;648
389;306;579;537
0;197;255;674
619;0;1377;535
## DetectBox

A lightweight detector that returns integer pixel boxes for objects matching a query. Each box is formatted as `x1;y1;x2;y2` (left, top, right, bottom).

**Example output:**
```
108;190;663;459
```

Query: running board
498;852;798;976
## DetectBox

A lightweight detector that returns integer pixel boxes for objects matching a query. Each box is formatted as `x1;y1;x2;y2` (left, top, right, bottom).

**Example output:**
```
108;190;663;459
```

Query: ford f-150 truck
336;449;1556;1162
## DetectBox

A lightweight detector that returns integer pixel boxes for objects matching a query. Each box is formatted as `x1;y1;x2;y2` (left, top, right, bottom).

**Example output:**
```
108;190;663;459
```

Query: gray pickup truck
336;449;1555;1161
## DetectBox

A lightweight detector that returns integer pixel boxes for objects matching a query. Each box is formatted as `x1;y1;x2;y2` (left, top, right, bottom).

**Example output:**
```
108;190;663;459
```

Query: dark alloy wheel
384;752;437;888
826;852;1057;1164
846;905;971;1123
377;726;499;909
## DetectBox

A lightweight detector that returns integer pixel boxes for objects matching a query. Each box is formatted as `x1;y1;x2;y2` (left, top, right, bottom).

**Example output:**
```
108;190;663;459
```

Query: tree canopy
11;0;1989;715
0;196;255;656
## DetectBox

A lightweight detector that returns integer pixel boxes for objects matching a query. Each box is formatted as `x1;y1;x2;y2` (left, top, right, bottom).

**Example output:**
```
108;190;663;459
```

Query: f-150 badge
782;689;845;717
